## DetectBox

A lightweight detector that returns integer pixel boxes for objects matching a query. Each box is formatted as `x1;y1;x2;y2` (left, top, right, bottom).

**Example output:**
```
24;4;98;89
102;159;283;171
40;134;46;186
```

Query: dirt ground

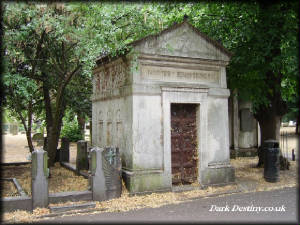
1;126;298;163
1;134;80;163
2;157;298;223
1;127;298;223
1;163;89;197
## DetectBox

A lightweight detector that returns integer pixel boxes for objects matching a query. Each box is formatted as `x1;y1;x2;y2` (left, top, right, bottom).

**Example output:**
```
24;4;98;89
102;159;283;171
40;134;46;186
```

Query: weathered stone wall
92;97;133;169
92;58;133;169
132;95;163;170
238;101;258;149
92;58;130;99
133;22;230;62
207;95;230;164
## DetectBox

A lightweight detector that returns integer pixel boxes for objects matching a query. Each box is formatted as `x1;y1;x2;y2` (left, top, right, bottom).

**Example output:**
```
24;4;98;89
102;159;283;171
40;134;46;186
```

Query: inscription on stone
141;65;220;84
94;61;127;95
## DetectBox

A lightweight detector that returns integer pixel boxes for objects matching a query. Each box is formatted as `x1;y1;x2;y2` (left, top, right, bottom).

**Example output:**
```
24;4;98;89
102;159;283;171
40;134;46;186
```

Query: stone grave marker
31;149;49;209
59;137;70;162
90;146;122;201
76;140;89;172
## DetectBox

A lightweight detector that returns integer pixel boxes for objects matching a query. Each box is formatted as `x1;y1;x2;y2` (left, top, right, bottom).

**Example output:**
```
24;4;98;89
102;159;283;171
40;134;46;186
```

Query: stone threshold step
49;202;96;213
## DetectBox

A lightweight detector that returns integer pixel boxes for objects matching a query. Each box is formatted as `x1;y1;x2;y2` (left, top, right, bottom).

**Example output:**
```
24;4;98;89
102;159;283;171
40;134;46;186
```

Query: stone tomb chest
92;20;235;194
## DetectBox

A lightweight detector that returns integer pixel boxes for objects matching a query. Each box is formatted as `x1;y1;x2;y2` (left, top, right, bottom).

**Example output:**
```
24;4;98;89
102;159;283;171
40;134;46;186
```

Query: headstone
232;89;239;153
292;149;295;161
103;147;122;199
76;140;89;172
90;146;122;201
31;149;49;209
240;108;253;132
3;123;9;133
10;123;19;135
90;147;106;201
59;137;69;162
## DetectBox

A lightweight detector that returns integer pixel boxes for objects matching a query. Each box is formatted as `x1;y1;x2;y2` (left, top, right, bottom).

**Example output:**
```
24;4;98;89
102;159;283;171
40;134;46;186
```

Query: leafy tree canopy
3;1;299;159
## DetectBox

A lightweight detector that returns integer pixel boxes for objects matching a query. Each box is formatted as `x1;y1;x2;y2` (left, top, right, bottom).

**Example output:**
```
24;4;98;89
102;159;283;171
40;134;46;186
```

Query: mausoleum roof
96;18;232;65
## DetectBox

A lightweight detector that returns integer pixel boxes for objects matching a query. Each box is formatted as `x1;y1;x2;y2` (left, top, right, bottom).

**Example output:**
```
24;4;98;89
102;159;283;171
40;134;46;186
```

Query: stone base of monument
122;169;171;195
201;164;235;186
237;148;258;157
230;148;258;159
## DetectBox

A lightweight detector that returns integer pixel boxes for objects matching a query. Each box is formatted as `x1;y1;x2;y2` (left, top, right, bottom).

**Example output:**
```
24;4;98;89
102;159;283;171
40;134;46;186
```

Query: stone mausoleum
92;20;235;194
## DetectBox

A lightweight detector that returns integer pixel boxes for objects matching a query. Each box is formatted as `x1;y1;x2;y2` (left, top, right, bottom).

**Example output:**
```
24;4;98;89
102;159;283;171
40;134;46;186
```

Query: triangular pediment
132;21;231;61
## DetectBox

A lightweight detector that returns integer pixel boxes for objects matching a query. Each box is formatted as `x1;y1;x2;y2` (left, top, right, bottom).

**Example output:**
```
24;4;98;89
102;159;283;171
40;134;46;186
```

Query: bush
60;119;83;142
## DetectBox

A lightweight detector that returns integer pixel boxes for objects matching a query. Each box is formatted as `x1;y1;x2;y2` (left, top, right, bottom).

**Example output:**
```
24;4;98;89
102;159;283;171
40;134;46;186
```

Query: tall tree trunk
296;117;299;135
255;105;284;167
17;99;34;153
41;64;80;166
253;2;289;167
43;82;53;140
77;113;85;139
258;113;281;144
89;118;92;145
46;98;66;167
25;99;34;153
43;82;66;167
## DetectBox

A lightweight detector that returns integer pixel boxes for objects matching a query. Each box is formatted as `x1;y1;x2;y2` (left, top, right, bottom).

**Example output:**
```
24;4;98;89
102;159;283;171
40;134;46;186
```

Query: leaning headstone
76;140;89;172
31;149;49;209
59;137;70;162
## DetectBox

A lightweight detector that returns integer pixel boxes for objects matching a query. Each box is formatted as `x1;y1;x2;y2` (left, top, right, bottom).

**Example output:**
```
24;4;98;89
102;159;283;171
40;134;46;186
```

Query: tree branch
64;62;81;86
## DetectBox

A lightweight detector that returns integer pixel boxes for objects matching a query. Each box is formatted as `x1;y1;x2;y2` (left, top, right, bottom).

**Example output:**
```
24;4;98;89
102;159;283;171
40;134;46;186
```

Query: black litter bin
263;140;280;182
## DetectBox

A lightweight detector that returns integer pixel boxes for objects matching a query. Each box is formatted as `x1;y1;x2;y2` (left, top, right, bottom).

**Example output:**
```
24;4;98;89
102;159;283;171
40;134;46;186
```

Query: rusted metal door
171;103;198;185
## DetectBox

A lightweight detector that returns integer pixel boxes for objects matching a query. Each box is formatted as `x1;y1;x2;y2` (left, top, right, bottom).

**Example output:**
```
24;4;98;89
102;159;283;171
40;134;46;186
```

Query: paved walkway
38;187;298;224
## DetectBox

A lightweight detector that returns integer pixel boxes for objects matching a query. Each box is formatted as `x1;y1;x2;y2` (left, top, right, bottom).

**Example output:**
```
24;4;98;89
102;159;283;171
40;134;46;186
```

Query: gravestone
31;149;49;209
10;123;18;135
90;147;122;201
237;101;258;150
59;137;70;162
76;140;89;172
240;108;253;132
90;147;106;201
103;147;122;199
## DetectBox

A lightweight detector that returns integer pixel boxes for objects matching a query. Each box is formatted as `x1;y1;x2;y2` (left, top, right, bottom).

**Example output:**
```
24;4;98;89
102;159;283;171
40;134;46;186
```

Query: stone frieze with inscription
141;65;220;84
94;61;127;95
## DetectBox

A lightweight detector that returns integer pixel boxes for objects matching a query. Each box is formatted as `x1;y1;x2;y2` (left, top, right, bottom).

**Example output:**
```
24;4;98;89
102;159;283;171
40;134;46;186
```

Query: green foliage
3;109;16;123
3;2;298;144
186;1;298;119
60;118;83;142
